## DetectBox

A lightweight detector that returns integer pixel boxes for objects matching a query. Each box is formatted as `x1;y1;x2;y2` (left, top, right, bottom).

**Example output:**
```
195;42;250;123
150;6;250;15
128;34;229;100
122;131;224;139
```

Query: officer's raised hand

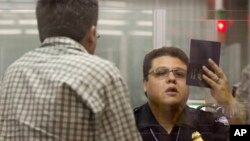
201;58;246;124
201;58;234;106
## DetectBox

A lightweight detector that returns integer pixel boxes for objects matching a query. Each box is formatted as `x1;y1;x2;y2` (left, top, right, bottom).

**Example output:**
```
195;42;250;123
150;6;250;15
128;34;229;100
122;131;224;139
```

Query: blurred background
0;0;249;108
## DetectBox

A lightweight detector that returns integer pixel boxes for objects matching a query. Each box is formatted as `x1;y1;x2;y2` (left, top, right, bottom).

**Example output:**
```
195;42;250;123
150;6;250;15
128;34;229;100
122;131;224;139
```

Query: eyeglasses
148;67;186;80
96;32;100;39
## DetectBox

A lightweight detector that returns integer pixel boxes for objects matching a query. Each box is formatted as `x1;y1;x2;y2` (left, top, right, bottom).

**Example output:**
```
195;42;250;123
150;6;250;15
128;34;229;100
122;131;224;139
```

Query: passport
186;39;221;88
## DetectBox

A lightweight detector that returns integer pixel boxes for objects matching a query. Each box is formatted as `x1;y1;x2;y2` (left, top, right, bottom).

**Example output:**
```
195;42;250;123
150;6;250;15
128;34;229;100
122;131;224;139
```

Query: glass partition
0;0;249;108
95;8;153;107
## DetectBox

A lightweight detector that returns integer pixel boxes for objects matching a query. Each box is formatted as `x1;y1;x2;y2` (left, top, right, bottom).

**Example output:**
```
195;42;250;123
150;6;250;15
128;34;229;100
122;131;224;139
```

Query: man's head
143;47;189;108
36;0;99;54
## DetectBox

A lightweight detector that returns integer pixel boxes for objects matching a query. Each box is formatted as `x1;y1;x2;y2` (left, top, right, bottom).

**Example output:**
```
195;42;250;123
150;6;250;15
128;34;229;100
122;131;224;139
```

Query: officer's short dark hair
36;0;99;42
143;46;189;81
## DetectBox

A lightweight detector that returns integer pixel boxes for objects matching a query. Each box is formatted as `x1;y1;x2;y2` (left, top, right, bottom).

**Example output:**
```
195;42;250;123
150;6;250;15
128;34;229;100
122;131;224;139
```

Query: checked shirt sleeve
98;71;142;141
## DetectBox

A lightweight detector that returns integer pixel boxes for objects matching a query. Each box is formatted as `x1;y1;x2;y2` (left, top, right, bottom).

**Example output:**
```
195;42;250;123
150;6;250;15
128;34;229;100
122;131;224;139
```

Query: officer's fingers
202;66;219;82
208;58;225;79
202;74;218;88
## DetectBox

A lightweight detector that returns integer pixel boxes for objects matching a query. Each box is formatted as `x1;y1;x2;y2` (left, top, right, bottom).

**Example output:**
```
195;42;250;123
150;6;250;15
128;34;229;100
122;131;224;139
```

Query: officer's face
143;56;189;108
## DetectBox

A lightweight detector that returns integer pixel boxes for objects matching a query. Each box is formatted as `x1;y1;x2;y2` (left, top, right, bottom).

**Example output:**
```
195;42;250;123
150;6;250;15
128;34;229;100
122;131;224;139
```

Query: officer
134;47;232;141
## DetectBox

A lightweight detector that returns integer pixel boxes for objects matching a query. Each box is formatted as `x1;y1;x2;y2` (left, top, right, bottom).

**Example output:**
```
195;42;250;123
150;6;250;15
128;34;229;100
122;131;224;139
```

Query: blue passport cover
186;39;221;88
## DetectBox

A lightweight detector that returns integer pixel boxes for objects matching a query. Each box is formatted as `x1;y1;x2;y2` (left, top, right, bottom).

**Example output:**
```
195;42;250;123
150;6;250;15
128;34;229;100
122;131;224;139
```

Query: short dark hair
36;0;99;42
143;46;189;80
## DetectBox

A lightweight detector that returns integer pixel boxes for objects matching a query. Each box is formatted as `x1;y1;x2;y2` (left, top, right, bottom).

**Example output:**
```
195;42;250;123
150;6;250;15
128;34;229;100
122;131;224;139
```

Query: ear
143;79;147;96
81;25;97;54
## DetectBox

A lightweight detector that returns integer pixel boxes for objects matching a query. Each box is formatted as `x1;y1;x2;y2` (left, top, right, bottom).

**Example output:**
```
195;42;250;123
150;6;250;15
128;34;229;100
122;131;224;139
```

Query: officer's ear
143;80;148;97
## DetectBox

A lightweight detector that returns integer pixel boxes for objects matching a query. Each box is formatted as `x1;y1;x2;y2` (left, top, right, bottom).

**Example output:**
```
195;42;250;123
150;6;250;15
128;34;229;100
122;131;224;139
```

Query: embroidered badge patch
192;131;204;141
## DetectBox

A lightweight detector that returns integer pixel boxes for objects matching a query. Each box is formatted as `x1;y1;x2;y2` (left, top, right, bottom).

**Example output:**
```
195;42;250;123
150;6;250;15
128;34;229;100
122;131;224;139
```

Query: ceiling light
98;30;123;36
24;29;38;35
0;20;15;25
18;19;36;25
0;29;22;35
98;19;127;26
101;9;131;14
136;21;152;26
10;9;35;13
140;10;153;14
130;31;152;36
101;1;127;7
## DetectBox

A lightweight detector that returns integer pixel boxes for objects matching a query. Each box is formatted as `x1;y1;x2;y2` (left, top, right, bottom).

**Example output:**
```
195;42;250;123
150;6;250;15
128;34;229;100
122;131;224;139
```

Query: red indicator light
217;20;227;32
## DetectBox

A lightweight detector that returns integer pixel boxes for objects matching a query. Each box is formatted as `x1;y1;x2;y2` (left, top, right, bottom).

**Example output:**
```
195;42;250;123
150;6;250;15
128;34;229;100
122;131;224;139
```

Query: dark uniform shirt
134;103;229;141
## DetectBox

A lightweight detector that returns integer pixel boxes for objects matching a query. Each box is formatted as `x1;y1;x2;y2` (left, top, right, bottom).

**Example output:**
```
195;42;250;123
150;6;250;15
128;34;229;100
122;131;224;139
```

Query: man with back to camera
0;0;142;141
134;46;240;141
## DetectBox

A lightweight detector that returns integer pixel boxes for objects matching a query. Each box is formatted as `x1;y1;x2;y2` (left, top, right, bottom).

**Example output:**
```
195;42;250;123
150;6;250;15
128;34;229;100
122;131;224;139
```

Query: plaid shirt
0;37;142;141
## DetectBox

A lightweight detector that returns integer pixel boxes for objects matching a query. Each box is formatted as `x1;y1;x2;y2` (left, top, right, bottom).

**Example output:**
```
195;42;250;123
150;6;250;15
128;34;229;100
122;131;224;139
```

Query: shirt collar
41;36;88;53
136;103;160;129
136;103;197;130
175;106;197;128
